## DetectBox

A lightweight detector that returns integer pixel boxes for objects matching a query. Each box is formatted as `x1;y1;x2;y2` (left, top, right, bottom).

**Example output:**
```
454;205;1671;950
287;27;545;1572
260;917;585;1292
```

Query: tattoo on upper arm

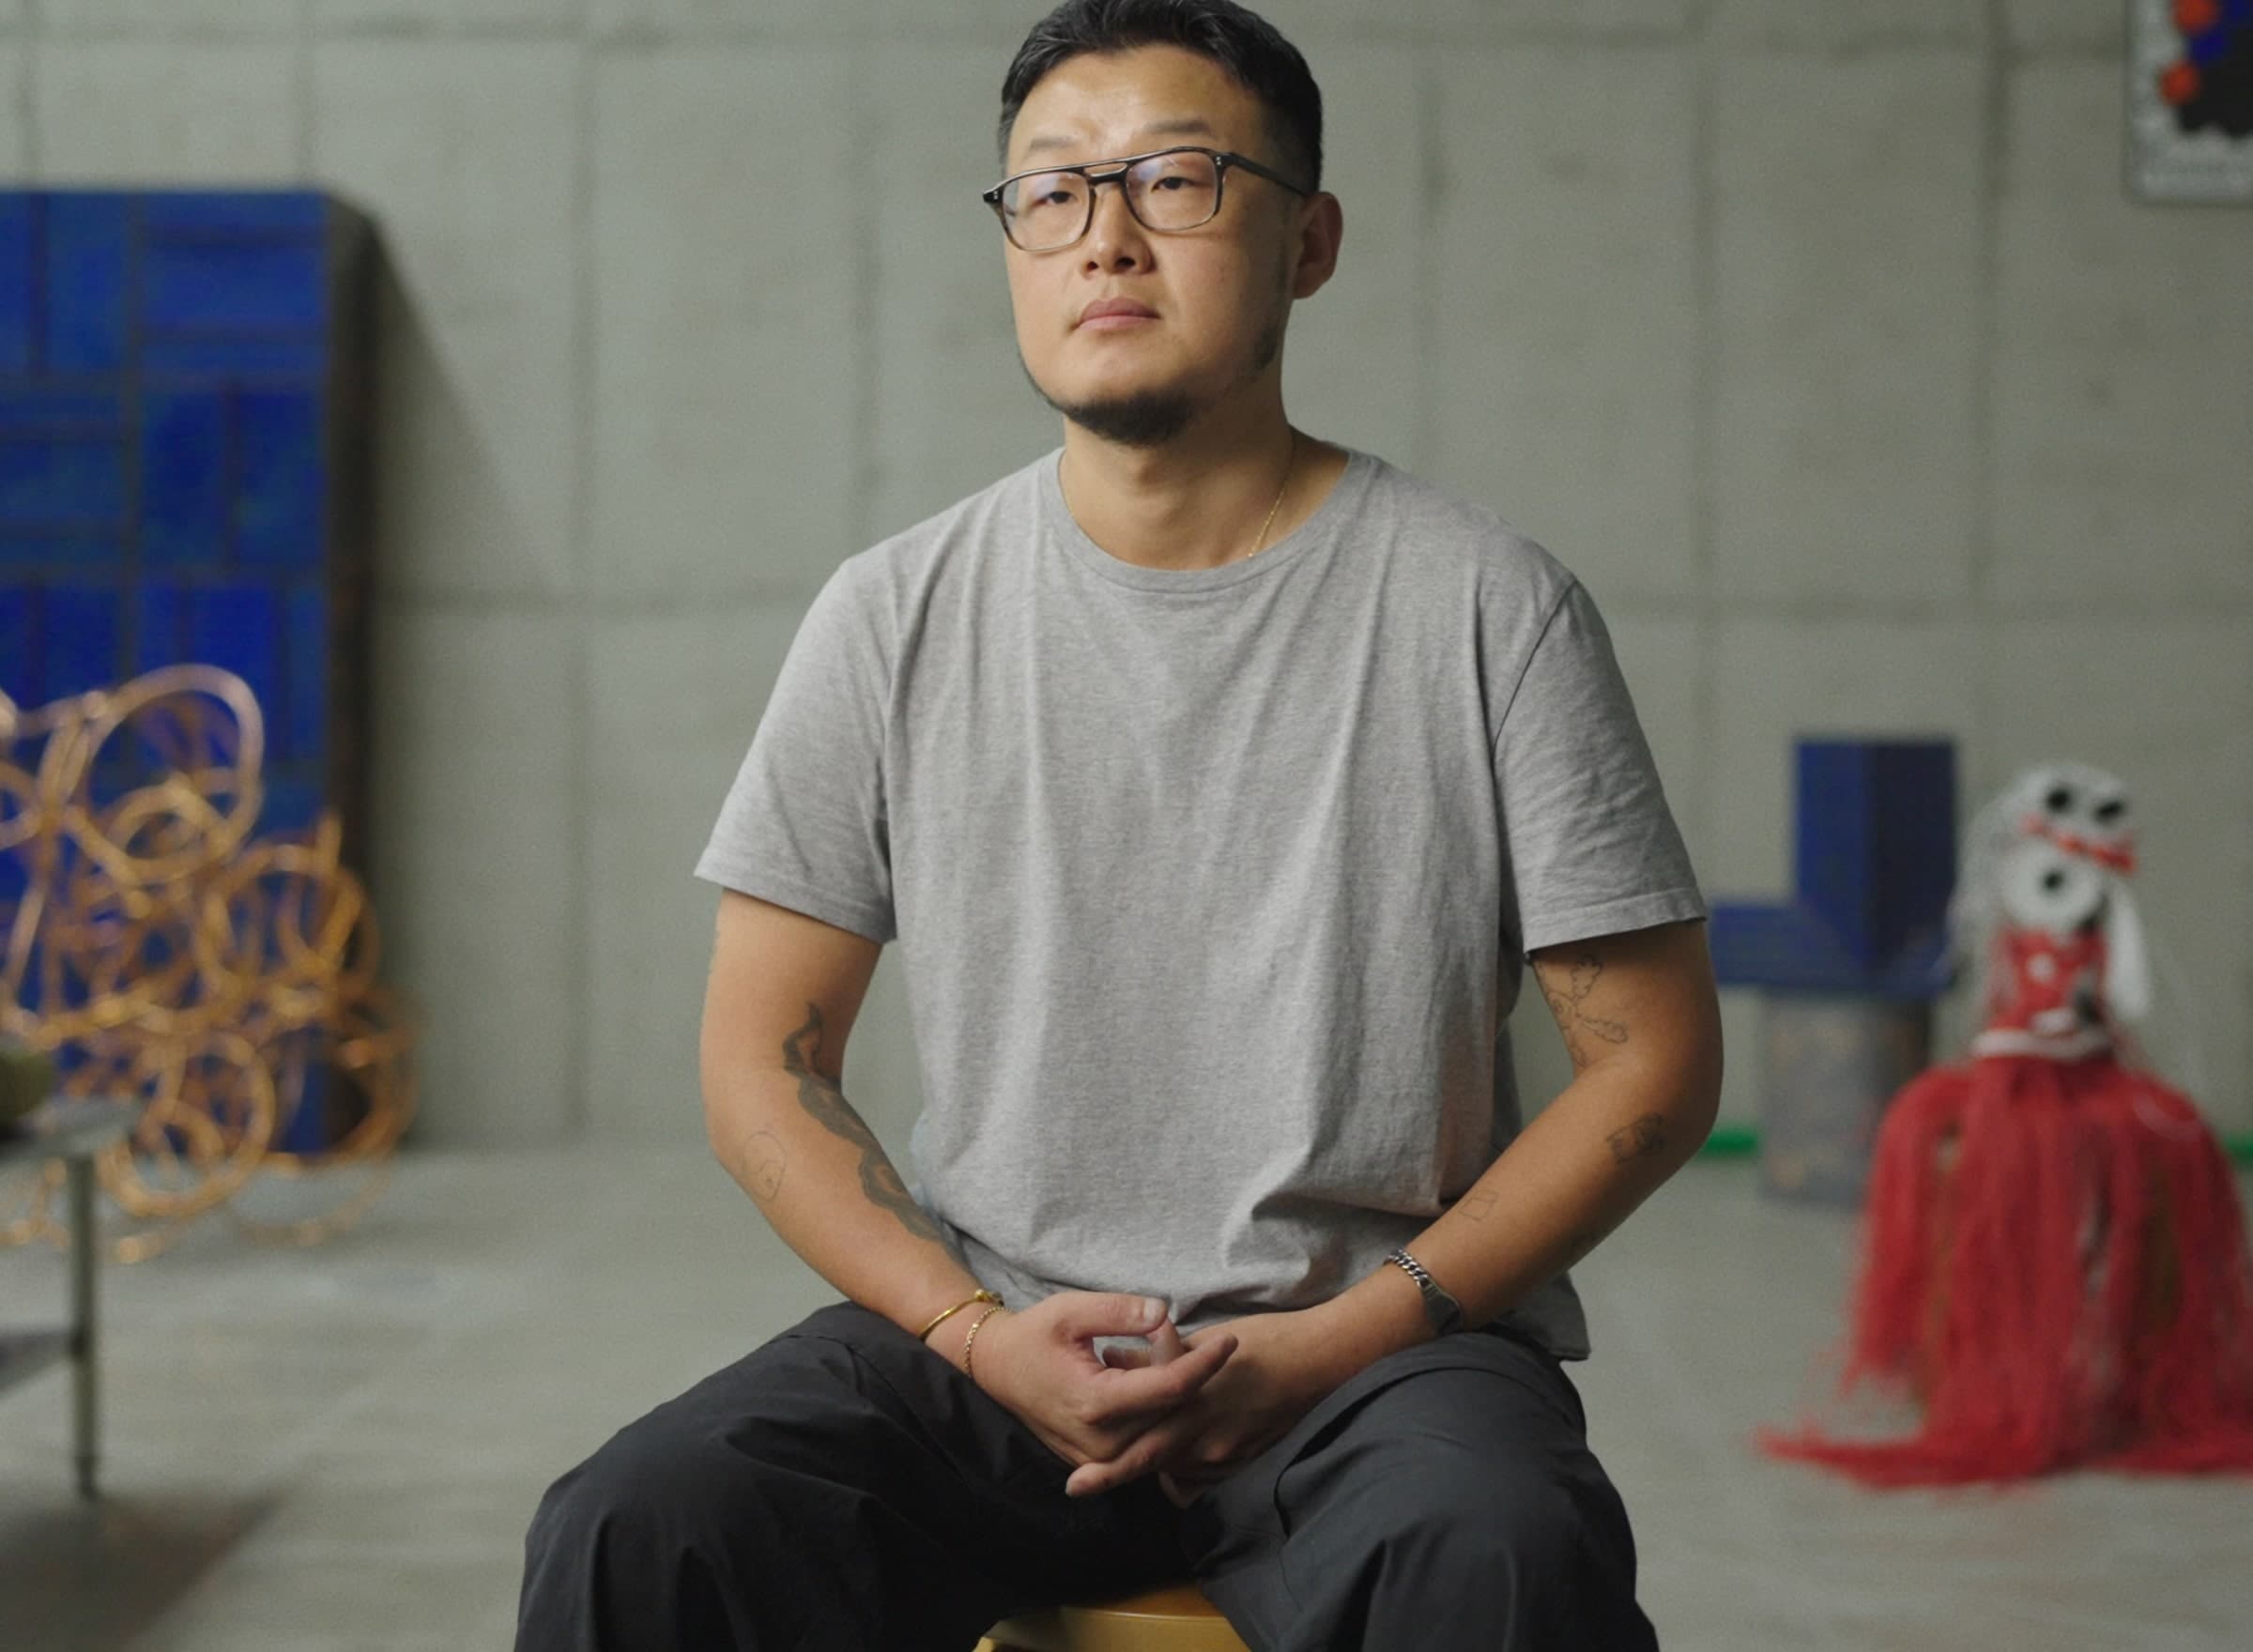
1561;955;1630;1043
1537;949;1631;1069
1607;1112;1667;1165
782;1003;945;1244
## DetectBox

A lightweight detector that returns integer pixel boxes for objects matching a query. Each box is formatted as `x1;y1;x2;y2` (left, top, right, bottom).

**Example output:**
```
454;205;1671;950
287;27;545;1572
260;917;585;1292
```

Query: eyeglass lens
1001;150;1221;250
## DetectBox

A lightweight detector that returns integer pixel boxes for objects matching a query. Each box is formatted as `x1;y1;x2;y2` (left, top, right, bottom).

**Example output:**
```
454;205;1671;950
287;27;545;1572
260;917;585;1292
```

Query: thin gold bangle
918;1288;1001;1342
961;1303;1004;1382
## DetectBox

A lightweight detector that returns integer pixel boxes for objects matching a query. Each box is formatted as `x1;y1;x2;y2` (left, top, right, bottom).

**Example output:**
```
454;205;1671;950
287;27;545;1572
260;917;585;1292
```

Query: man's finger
1083;1332;1236;1424
1098;1314;1188;1372
1066;1416;1193;1498
1052;1293;1171;1343
1096;1317;1180;1375
1145;1318;1188;1363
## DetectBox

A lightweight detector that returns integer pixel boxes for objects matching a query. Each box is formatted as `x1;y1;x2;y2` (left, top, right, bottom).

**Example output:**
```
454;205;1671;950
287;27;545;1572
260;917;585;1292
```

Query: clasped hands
943;1292;1333;1510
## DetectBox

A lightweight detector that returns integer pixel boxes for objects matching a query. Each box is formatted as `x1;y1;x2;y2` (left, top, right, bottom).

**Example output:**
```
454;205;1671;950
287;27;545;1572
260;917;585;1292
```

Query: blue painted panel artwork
0;190;375;1148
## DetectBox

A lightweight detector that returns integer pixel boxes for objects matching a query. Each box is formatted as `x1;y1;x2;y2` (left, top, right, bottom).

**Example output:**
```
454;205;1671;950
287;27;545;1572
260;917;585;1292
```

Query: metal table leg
67;1153;100;1499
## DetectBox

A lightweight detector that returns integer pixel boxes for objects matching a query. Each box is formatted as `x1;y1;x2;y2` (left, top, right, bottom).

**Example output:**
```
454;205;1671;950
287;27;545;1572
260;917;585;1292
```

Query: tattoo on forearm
743;1130;788;1201
1607;1112;1667;1165
1458;1190;1498;1224
782;1003;945;1244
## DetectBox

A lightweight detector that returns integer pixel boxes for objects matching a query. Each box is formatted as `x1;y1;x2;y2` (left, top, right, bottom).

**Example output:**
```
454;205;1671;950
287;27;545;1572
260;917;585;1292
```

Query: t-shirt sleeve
1493;577;1707;958
694;557;897;943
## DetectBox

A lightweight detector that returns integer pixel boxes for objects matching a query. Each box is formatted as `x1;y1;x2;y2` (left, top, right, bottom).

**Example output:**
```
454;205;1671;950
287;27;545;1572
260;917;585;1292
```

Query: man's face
999;44;1314;447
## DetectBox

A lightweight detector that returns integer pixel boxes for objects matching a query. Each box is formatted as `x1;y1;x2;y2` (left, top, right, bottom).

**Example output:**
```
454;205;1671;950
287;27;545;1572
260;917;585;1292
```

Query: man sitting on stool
516;4;1722;1646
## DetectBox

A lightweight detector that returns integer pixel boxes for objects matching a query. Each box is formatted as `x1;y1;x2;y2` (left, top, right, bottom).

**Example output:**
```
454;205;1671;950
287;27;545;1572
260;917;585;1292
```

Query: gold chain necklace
1238;429;1301;563
1062;430;1303;567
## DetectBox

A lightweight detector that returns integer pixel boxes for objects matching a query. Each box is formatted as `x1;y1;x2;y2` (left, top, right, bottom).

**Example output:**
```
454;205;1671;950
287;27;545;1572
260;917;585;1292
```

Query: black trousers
515;1300;1659;1651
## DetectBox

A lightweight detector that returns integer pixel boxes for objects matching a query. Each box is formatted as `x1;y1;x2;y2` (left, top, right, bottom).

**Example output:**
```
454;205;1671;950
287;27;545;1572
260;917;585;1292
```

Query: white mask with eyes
1994;839;2104;935
1954;761;2151;1025
2007;761;2135;859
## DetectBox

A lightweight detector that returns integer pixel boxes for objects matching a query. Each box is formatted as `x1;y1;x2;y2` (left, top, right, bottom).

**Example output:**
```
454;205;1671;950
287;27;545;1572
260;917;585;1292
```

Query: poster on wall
2128;0;2253;202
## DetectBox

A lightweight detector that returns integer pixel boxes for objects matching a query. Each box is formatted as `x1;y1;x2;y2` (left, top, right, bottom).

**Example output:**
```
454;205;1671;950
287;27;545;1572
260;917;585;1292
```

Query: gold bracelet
961;1303;1004;1383
917;1288;1002;1343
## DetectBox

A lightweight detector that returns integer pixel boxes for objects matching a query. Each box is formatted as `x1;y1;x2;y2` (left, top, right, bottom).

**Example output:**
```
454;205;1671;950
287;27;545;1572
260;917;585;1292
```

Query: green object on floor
0;1042;56;1128
1696;1122;2253;1166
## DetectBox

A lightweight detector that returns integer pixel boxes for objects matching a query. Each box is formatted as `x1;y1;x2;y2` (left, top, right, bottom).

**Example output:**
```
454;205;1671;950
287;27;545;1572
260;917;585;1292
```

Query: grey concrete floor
2;1148;2249;1651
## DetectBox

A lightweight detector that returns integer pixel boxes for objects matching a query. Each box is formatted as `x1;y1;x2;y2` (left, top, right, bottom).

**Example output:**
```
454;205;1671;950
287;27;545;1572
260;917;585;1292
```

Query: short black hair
998;0;1324;192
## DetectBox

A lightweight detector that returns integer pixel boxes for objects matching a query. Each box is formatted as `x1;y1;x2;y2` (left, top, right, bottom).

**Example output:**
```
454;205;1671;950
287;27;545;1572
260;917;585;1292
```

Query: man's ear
1289;192;1343;301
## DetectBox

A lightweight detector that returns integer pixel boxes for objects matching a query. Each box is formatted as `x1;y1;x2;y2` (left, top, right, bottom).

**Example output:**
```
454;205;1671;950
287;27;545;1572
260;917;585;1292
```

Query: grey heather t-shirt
696;444;1706;1360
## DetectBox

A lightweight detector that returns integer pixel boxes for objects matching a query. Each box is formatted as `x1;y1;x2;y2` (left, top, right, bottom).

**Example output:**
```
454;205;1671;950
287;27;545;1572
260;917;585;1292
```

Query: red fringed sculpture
1759;762;2253;1485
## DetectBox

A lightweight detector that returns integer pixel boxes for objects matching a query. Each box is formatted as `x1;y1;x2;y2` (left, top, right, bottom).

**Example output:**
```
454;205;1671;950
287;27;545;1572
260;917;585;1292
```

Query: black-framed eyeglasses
981;145;1312;252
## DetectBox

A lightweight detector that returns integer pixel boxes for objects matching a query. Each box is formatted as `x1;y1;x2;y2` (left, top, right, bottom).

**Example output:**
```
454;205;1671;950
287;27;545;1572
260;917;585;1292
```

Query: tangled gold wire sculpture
0;665;415;1262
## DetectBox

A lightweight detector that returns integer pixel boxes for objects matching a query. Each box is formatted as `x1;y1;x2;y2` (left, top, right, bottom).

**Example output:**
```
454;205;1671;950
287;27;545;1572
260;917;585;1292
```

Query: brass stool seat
979;1581;1249;1651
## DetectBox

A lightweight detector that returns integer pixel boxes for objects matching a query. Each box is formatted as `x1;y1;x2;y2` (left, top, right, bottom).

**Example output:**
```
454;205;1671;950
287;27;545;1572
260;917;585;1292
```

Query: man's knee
522;1337;871;1581
1387;1470;1581;1572
515;1392;835;1652
528;1406;768;1564
1367;1462;1646;1644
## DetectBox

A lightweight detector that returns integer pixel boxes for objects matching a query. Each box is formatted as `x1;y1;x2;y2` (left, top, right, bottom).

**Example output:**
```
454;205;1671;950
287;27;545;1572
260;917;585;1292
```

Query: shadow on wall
360;229;564;1150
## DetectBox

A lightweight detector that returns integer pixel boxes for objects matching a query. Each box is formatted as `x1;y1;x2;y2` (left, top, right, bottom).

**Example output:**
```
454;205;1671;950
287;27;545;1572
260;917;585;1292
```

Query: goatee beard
1039;386;1197;448
1022;317;1284;451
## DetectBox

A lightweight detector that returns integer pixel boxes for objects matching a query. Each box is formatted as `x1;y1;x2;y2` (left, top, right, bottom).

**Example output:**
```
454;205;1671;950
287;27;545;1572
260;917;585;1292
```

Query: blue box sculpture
0;190;375;1147
1709;740;1957;1000
1709;739;1958;1202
